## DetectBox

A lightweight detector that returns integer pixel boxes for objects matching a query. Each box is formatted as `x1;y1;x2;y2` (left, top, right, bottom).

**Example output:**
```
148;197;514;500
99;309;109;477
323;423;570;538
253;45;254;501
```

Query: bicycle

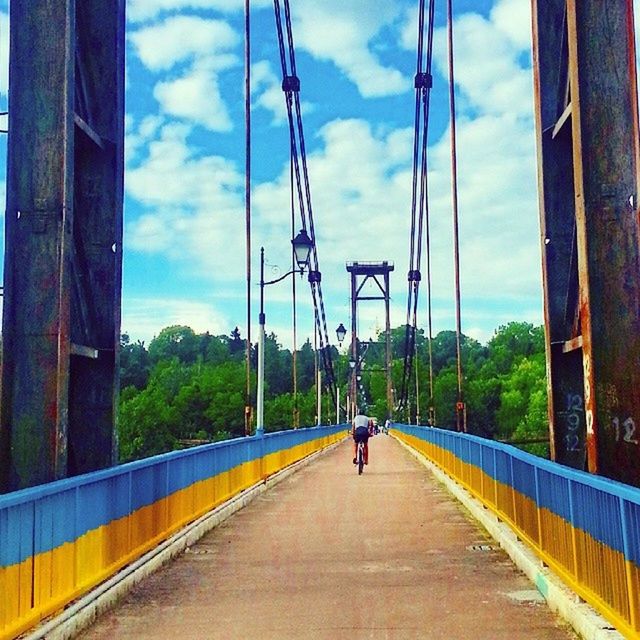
356;440;365;475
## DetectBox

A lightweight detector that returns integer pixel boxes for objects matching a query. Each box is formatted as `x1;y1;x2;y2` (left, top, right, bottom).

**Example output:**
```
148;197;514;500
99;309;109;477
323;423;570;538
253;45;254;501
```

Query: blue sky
0;0;553;348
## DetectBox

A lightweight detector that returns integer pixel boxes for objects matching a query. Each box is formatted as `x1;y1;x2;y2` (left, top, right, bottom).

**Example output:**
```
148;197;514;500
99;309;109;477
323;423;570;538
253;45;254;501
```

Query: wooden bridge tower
0;0;125;491
531;1;640;485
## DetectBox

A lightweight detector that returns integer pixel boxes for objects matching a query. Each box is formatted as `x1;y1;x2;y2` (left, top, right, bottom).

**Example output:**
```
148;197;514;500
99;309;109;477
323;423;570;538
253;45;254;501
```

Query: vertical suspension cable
447;0;465;432
280;0;335;390
426;206;435;425
244;0;252;436
273;0;338;408
290;156;299;428
400;0;427;416
313;309;319;423
414;341;421;424
423;6;436;424
399;0;436;417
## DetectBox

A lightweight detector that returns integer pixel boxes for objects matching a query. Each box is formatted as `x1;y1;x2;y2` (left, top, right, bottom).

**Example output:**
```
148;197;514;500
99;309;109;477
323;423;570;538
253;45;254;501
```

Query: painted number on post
613;417;639;445
563;393;583;452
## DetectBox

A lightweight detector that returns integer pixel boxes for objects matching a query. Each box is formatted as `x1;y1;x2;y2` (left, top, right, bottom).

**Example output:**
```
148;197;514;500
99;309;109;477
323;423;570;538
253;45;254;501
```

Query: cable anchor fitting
414;72;432;89
408;269;421;282
308;270;321;283
282;75;300;92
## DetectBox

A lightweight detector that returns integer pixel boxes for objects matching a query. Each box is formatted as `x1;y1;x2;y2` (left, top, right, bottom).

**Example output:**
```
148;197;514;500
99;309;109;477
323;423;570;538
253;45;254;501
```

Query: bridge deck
78;435;575;639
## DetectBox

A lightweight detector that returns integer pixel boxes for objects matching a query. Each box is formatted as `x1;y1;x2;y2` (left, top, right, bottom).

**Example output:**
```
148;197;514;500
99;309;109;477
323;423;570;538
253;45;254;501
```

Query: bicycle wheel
358;444;364;475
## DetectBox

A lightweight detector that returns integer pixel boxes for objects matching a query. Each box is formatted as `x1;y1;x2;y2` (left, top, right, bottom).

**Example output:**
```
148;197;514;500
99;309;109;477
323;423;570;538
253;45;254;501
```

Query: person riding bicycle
352;412;371;466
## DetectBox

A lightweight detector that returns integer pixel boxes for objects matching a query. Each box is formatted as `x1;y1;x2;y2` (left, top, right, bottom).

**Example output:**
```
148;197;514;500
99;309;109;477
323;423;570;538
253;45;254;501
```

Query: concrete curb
393;435;624;640
24;437;347;640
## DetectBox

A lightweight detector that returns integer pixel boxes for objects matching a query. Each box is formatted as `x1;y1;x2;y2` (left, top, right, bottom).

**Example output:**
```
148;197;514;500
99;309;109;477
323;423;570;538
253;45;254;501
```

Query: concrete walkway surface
78;435;576;639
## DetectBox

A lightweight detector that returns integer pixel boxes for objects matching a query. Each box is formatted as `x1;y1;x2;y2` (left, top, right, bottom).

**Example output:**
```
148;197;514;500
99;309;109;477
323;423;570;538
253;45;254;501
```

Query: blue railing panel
494;448;511;486
130;462;168;512
571;482;625;555
481;444;495;478
34;489;77;555
622;499;640;565
1;502;35;567
511;457;538;503
537;467;572;522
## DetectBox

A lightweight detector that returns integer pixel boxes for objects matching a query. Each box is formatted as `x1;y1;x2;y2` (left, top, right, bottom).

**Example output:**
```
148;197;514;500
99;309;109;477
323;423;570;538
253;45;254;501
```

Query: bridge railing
393;424;640;638
0;425;347;640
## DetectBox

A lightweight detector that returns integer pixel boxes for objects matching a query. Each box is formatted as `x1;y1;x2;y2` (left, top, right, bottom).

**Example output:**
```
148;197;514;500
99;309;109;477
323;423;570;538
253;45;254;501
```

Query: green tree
465;375;501;438
296;339;316;392
432;366;459;429
148;325;201;365
202;361;247;437
118;320;550;461
487;322;544;375
118;384;178;461
120;334;150;389
264;333;293;397
204;334;232;365
117;359;189;461
264;393;295;431
496;354;547;443
229;326;245;360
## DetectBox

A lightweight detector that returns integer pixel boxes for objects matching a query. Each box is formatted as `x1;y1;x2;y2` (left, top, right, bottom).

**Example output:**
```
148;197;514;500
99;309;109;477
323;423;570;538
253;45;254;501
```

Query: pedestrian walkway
78;435;575;639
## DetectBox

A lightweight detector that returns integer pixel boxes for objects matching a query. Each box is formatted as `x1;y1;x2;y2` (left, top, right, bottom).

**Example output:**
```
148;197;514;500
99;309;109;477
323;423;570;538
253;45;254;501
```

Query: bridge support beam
0;0;125;492
531;0;640;484
346;261;394;422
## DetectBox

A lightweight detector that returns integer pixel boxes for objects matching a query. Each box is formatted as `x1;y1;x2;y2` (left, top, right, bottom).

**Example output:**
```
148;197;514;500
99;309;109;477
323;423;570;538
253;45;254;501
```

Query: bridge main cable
399;0;436;421
273;0;337;405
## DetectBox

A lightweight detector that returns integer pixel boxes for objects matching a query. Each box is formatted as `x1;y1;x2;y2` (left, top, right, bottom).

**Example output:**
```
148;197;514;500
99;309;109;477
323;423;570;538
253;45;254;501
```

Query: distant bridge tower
346;261;394;421
0;1;125;491
531;1;640;485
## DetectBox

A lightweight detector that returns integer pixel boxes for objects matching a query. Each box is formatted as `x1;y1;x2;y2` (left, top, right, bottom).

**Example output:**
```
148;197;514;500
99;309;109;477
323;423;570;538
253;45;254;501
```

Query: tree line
118;321;548;462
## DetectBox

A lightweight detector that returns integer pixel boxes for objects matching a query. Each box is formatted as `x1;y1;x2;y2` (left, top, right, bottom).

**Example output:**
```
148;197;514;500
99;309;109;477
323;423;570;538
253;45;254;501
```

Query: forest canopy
117;322;548;462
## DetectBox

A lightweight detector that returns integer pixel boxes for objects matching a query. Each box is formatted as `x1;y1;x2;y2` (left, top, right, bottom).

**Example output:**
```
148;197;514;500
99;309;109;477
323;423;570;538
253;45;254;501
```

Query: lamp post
257;229;313;435
335;323;346;423
348;357;356;421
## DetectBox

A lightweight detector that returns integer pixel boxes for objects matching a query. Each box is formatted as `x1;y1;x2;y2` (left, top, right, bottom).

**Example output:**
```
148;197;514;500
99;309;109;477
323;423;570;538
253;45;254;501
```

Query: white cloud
252;60;288;124
125;122;247;281
127;0;271;24
130;16;240;131
250;111;538;336
129;16;238;71
398;5;419;52
154;57;237;130
125;114;165;164
433;11;533;118
121;297;231;344
491;0;532;51
291;0;410;98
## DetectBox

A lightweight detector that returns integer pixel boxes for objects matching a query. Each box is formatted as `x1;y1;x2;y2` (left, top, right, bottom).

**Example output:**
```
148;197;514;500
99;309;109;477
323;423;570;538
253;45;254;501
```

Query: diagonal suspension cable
398;0;436;420
273;0;337;410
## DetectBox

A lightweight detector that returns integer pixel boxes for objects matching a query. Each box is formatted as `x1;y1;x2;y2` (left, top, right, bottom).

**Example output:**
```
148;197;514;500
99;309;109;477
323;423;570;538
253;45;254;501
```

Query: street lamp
335;323;347;423
257;229;313;435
